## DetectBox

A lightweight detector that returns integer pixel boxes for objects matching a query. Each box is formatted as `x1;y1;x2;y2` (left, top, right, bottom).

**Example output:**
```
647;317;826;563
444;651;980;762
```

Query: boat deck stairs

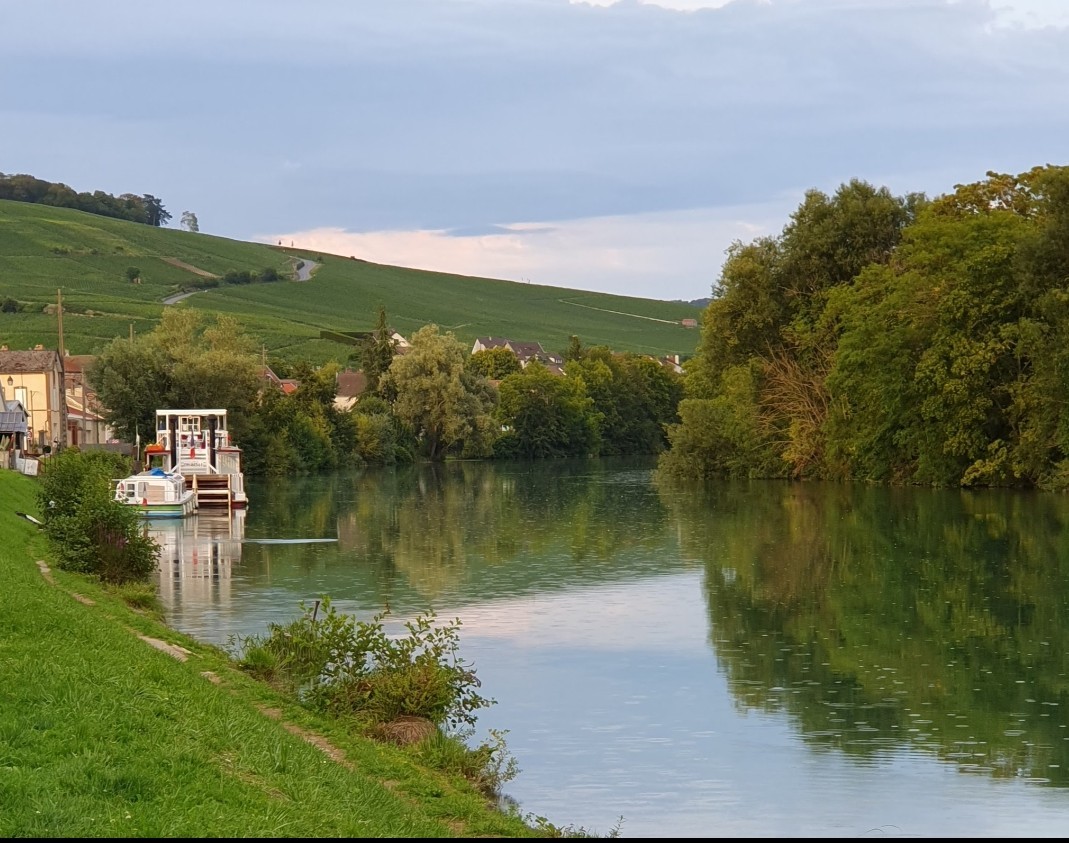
187;474;235;511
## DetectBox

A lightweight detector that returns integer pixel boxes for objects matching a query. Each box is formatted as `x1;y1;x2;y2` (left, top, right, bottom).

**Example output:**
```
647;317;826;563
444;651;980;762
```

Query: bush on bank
36;449;158;584
235;598;517;796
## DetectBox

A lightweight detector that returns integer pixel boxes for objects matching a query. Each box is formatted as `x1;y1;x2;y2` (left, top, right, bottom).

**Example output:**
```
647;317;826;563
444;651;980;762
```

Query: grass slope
0;470;555;838
0;200;702;364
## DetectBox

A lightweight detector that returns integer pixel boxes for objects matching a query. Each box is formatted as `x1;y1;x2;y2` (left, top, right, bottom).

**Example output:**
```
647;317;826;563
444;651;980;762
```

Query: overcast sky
2;0;1067;301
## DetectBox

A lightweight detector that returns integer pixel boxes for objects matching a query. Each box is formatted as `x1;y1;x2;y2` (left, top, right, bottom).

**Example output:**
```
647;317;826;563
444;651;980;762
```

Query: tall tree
362;306;397;394
142;194;171;227
89;309;261;445
666;179;922;480
180;210;200;232
379;324;496;460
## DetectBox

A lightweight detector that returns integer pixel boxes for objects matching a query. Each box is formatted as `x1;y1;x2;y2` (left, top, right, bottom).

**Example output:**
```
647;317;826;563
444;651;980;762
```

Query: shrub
37;449;159;584
237;598;494;732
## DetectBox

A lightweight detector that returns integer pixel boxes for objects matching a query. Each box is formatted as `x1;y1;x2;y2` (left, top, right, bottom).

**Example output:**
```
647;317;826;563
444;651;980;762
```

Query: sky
2;0;1067;302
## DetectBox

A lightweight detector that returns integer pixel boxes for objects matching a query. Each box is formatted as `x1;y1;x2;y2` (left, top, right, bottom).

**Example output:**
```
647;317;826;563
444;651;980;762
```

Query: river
149;457;1069;837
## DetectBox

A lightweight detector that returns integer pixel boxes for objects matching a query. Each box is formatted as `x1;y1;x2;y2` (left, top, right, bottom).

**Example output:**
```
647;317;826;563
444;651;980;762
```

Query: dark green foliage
567;348;683;455
141;194;170;227
36;449;159;583
222;267;281;285
666;164;1069;489
239;598;494;732
361;306;397;394
0;172;158;225
124;266;141;283
562;335;586;362
90;308;261;446
496;363;598;458
1;297;19;313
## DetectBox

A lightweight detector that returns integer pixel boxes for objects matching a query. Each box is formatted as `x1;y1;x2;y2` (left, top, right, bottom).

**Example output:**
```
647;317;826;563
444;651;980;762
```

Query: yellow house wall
0;370;64;450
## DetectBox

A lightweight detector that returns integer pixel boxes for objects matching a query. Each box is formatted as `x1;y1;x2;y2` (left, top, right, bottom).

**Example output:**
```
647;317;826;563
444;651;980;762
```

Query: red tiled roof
336;370;368;398
0;348;62;373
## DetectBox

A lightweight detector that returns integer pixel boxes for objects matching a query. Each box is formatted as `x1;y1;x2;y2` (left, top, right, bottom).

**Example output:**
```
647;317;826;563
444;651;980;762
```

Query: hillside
0;200;702;364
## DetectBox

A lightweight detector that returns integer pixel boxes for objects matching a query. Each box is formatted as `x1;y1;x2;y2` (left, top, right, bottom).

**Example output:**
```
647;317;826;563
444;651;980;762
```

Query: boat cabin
143;409;247;509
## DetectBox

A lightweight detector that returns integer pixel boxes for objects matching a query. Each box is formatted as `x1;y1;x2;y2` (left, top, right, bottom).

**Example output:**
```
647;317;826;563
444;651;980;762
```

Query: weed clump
235;597;515;794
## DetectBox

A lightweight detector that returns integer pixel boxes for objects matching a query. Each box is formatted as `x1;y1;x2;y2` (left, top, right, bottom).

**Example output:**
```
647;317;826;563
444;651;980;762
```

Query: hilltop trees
180;210;200;232
141;194;171;227
0;173;171;226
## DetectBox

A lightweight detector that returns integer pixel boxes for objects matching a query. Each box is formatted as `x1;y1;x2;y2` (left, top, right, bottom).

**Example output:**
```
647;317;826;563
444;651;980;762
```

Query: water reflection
654;476;1069;788
154;460;1069;835
149;510;244;607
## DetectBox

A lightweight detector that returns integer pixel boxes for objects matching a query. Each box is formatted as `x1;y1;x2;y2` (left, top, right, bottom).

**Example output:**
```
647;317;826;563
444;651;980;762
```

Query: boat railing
152;429;231;451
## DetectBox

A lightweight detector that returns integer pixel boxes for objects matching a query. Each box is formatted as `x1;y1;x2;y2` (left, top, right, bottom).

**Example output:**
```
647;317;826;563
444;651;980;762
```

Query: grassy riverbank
0;470;549;838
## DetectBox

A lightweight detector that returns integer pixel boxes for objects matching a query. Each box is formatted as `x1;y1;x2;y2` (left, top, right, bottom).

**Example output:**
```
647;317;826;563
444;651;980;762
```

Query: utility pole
56;289;65;356
57;289;67;449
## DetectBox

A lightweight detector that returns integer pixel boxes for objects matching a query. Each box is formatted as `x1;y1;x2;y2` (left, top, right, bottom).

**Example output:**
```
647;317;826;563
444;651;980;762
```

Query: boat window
125;483;136;499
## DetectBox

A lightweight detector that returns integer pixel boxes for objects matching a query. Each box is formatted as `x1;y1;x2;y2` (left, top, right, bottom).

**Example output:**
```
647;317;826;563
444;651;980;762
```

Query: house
260;364;285;392
0;344;68;452
0;379;29;468
334;369;368;411
62;353;113;447
471;337;565;373
681;318;698;329
658;354;684;375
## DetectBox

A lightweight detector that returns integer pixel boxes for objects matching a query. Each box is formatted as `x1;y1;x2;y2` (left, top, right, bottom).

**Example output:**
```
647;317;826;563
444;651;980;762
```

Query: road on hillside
295;258;318;281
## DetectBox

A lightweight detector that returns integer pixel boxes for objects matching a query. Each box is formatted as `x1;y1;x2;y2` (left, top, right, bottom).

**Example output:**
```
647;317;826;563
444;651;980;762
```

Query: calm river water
150;457;1069;837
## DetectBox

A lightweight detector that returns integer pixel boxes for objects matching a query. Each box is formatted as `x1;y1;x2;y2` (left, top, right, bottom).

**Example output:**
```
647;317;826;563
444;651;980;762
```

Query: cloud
2;0;1067;298
259;199;794;300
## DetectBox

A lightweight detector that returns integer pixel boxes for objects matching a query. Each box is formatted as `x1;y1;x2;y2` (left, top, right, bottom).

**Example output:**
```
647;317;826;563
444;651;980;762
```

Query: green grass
0;470;550;838
0;199;702;365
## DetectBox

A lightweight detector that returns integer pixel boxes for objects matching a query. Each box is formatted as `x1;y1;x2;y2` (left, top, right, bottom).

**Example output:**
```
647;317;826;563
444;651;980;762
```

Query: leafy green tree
670;179;921;479
125;266;142;283
380;324;497;461
825;165;1069;488
562;335;586;362
468;347;521;380
495;362;598;458
1;297;19;313
361;306;398;395
565;348;683;455
90;308;261;446
89;334;173;444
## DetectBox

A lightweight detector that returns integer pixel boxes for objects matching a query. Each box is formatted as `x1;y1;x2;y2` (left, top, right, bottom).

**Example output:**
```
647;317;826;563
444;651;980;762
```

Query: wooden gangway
189;474;234;514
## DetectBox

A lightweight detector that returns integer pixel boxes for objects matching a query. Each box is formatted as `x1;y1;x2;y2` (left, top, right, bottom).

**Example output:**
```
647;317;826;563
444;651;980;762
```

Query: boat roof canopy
156;409;228;416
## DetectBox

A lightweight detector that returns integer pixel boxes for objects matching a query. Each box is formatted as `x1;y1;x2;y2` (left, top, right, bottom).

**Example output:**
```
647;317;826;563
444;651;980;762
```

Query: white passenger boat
114;467;197;518
142;409;248;511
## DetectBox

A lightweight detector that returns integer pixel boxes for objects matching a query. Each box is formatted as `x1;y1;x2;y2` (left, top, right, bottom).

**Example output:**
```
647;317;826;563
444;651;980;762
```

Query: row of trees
660;164;1069;489
0;173;171;226
88;308;685;474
